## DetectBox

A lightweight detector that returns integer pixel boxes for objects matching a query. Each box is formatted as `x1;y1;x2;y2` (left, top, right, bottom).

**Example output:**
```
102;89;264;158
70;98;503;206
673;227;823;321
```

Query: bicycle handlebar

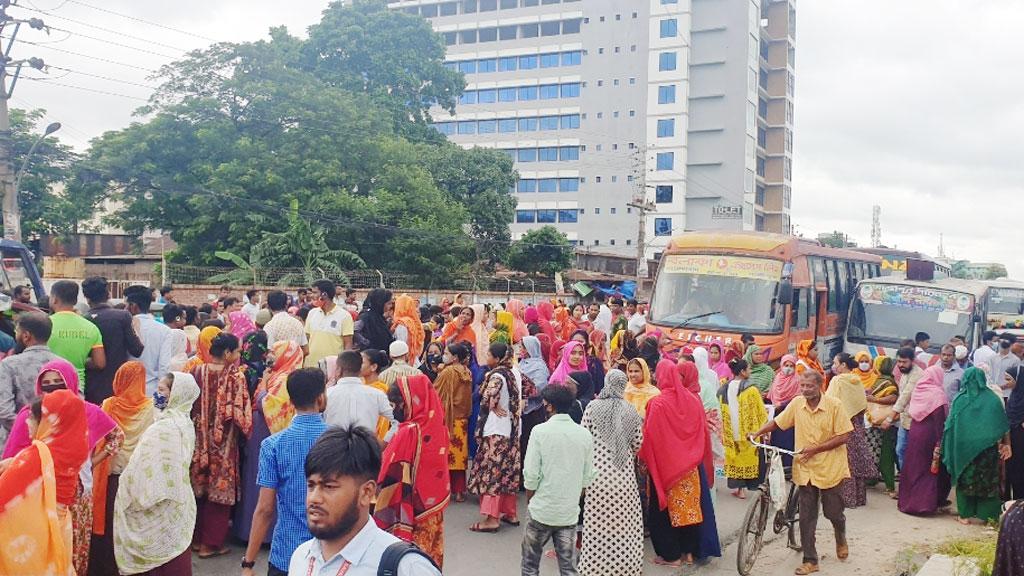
747;436;802;456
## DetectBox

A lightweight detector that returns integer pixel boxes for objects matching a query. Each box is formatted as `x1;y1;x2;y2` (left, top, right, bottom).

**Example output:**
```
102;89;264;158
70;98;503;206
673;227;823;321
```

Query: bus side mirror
778;279;794;306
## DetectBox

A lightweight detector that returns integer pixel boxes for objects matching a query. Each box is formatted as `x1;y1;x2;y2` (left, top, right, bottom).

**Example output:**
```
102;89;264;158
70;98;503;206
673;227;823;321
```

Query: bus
0;239;44;304
844;276;989;358
984;279;1024;337
647;232;882;365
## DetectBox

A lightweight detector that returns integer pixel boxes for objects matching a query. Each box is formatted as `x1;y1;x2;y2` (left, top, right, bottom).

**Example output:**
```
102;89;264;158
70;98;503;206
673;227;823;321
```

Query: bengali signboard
662;255;783;281
858;283;974;314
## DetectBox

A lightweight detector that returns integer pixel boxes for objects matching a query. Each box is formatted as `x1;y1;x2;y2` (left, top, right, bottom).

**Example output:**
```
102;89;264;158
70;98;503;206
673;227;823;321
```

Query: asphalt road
193;483;986;575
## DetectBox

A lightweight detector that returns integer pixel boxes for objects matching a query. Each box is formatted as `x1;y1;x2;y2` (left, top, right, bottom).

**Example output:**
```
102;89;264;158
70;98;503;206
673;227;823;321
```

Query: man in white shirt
124;285;174;395
972;331;999;371
288;427;440;576
242;289;260;322
989;333;1021;396
263;290;308;352
324;351;396;441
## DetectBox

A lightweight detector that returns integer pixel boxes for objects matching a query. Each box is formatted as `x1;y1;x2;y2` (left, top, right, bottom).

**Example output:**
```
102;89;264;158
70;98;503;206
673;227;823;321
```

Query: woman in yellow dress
718;358;768;499
432;342;474;502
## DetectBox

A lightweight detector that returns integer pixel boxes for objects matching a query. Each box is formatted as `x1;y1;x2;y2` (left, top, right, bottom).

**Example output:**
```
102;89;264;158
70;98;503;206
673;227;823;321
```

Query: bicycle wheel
736;491;771;576
785;483;802;551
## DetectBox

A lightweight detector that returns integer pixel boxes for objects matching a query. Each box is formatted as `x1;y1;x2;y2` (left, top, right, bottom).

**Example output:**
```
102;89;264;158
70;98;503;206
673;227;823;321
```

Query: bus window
811;257;825;288
836;261;850;312
792;288;809;329
0;251;34;297
826;260;838;312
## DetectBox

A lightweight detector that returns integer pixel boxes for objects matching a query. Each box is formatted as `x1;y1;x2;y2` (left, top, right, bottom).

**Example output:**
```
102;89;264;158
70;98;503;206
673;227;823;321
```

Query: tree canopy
80;0;515;278
507;226;574;276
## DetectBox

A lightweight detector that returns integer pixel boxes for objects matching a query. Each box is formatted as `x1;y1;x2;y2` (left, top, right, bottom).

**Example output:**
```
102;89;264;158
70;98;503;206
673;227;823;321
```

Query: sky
8;0;1022;277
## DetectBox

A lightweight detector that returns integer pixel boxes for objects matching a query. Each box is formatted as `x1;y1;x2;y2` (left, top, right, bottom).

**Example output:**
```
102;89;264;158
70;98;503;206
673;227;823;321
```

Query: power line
1;35;157;72
12;4;192;53
64;0;220;43
21;76;149;100
39;24;180;59
44;65;159;89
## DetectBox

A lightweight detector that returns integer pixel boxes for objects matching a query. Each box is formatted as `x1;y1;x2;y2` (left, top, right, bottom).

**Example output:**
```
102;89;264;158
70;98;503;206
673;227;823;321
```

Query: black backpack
377;541;439;576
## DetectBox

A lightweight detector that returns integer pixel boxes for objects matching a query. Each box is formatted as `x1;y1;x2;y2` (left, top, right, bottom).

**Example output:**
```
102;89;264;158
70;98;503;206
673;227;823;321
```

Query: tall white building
391;0;795;259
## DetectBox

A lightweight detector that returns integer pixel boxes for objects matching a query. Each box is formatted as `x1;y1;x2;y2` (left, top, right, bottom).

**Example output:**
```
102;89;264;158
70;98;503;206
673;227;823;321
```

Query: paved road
193;484;985;575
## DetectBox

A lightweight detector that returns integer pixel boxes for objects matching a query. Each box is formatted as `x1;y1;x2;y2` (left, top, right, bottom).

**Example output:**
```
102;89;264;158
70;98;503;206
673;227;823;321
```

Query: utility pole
0;2;47;243
628;146;655;295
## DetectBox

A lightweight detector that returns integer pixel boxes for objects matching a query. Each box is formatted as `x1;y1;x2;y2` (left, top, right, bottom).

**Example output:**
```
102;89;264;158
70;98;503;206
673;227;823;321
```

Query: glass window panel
477;120;496;133
656;152;674;170
498;87;517;102
657;118;675;138
562;18;582;34
660;19;678;38
517;179;537;193
516;210;536;223
538;147;558;161
477;58;497;72
519;55;538;69
479;27;498;42
560;114;580;129
558;177;579;192
538;179;558;193
499;56;518;71
558;209;578;223
459;60;477;74
654;217;673;236
658;85;676;104
457;121;477;134
521;23;539;38
659;51;677;71
498;118;517;132
540;53;560;67
518;118;538;131
655;185;673;203
558;146;579;160
477;89;497;103
459;91;477;105
539;84;559;99
560;83;580;97
518;86;538;100
517;148;537;162
540;21;561;36
537;209;557;223
499;25;517;40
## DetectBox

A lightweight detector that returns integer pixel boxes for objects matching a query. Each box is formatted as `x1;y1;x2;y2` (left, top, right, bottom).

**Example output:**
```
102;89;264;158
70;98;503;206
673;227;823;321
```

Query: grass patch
936;532;998;576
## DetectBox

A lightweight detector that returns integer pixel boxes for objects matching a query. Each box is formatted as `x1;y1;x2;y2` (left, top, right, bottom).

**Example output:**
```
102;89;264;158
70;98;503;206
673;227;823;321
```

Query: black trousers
798;484;846;565
1006;424;1024;500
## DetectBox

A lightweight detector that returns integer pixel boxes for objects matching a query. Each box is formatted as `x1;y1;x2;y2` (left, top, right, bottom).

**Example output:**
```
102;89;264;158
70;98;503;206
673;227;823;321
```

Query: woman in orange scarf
91;361;155;575
183;326;222;373
795;339;825;377
440;306;477;347
376;374;451;568
392;294;425;364
260;340;305;435
0;390;88;576
506;299;529;344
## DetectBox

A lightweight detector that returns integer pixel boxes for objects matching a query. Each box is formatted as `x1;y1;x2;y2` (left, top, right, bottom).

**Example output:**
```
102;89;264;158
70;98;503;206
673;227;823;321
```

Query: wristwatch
241;557;256;569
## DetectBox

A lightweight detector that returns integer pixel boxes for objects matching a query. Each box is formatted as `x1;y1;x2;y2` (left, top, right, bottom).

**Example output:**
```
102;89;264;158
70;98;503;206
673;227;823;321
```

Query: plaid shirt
258;413;327;571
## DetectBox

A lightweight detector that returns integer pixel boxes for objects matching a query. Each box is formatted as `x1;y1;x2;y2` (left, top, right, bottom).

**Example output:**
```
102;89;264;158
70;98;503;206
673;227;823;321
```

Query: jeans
798;484;846;565
896;426;909;470
521;519;577;576
268;565;288;576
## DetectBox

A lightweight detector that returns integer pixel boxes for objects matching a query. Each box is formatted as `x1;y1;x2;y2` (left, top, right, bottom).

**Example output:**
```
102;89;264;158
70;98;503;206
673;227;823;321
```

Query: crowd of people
0;277;1022;576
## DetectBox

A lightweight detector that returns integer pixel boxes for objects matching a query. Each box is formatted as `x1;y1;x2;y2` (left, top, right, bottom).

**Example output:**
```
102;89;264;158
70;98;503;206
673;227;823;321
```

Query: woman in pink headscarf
897;365;952;516
766;354;800;465
2;358;123;576
707;343;732;383
506;299;529;344
550;340;588;386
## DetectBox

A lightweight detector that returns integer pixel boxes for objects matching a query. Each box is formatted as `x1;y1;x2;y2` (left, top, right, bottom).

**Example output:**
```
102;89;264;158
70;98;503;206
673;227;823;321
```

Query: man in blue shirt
242;368;328;576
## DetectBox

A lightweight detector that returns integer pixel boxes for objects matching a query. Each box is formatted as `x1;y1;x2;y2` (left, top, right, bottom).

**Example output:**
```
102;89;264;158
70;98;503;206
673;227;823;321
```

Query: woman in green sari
866;356;900;496
941;367;1012;524
743;345;775;396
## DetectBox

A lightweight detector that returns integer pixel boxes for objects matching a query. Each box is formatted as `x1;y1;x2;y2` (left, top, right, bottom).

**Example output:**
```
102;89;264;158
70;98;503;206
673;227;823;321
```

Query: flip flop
501;517;521;526
470;522;499;533
197;547;231;559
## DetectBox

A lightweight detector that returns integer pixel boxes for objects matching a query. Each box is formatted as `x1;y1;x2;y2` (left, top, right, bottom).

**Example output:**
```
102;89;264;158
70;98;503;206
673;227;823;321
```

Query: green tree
984;264;1008;280
951;260;970;279
5;109;99;240
818;231;856;249
507;226;573;276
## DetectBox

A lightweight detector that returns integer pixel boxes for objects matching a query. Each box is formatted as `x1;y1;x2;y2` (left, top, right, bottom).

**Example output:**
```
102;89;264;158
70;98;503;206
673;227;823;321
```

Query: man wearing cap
379;340;421;387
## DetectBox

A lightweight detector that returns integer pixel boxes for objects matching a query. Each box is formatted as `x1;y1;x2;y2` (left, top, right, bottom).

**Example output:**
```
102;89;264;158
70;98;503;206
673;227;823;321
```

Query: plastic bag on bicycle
768;451;786;510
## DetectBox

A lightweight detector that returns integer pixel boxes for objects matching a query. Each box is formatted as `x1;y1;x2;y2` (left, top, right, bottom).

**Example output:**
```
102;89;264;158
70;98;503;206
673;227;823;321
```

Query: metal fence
164;263;559;293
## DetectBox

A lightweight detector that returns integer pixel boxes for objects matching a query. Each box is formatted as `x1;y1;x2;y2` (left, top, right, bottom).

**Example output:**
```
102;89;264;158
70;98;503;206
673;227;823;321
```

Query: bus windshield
848;282;976;349
989;287;1024;315
650;254;785;333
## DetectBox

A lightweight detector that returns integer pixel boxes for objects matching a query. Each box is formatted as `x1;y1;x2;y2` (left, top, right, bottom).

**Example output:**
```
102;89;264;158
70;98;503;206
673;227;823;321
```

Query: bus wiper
670;310;725;331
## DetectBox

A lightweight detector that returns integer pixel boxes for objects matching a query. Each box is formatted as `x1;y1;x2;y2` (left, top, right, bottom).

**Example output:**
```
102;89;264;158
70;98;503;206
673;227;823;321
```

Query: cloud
792;0;1024;276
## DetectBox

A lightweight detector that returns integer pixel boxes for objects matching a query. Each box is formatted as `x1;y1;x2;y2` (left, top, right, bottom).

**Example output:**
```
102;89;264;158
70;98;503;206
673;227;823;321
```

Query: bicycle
735;438;802;576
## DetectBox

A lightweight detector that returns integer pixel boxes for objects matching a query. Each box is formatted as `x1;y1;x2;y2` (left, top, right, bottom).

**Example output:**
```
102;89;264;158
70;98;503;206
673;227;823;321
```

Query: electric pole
628;146;655;294
0;1;48;243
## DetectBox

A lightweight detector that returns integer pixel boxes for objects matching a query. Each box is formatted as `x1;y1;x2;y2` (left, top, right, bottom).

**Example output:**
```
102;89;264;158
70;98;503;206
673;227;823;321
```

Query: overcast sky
9;0;1021;276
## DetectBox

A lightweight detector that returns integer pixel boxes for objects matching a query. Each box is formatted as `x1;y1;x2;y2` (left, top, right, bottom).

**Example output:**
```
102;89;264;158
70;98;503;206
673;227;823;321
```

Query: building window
562;18;582;34
459;91;477;105
656;152;674;170
659;52;677;71
498;119;516;132
538;147;558;161
540;21;561;36
478;120;496;133
654;217;673;236
562;50;582;65
610;207;617;214
561;83;580;97
658;85;676;104
477;89;497;103
660;19;678;38
657;118;675;138
517;149;537;162
539;116;559;130
517;179;537;193
537;209;557;223
558;209;578;223
499;25;517;40
459;61;477;74
539;84;559;99
477;58;497;72
519;55;538;69
478;27;498;42
498;87;516;102
499;56;518;71
457;121;476;134
516;210;536;223
662;0;678;3
559;146;580;161
655;185;673;203
518;86;538;100
540;53;560;67
538;178;558;193
560;114;580;129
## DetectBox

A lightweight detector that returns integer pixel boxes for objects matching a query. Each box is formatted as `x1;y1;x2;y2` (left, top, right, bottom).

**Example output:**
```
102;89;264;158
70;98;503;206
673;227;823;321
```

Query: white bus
984;279;1024;337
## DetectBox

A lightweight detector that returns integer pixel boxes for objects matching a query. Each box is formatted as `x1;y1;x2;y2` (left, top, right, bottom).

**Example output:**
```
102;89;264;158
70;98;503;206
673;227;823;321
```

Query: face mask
428;353;444;366
153;391;169;410
859;362;871;372
782;366;795;376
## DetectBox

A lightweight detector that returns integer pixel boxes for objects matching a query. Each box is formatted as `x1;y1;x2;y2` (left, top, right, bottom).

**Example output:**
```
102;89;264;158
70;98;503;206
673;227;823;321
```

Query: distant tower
871;205;882;248
938;233;946;259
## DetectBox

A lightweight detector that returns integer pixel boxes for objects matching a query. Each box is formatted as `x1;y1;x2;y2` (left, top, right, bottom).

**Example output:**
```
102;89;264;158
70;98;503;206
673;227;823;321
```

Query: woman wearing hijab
578;370;644;576
897;364;952;515
624;357;660;419
692;347;726;488
551;340;589;387
641;361;721;567
441;306;478;348
183;325;222;373
519;336;550;482
392;294;425;366
719;358;768;499
1004;366;1024;500
655;358;683;391
420;342;444;382
707;343;731;383
260;340;305;435
639;336;662;376
468;343;522;532
766;354;800;467
554;306;573;342
90;361;155;576
537;301;557;341
228;308;257;342
743;344;775;396
795;339;825;377
852;351;879;390
942;367;1011;524
589;329;610;372
240;330;269;395
3;359;123;576
190;332;253;557
506;299;529;344
568;371;595;423
469;304;490;365
866;356;900;496
0;390;88;576
114;372;201;576
826;355;872;508
356;288;395;352
432;342;474;503
377;373;451;568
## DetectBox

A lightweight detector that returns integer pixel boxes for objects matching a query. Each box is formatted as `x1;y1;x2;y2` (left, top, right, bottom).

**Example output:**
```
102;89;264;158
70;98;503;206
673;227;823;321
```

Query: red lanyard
307;556;351;576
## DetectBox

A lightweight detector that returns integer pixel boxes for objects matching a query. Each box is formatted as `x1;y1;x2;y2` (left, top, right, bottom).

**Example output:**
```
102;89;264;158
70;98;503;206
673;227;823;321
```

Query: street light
14;121;61;196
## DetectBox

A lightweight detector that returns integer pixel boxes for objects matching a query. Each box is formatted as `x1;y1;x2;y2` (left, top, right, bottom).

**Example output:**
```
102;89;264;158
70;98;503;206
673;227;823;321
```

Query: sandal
470;522;499;533
501;517;521;526
197;547;231;559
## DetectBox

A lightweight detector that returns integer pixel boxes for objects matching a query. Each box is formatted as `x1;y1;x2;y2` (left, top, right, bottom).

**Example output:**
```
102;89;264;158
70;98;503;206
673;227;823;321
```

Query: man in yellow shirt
754;370;852;575
304;280;354;369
